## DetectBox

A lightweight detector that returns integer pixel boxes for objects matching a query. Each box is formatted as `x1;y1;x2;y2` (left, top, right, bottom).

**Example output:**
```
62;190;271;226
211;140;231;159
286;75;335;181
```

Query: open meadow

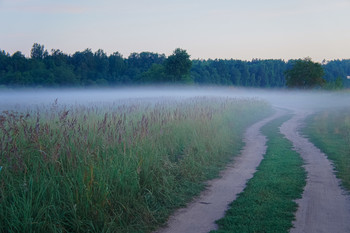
0;90;271;232
1;88;350;233
2;0;350;231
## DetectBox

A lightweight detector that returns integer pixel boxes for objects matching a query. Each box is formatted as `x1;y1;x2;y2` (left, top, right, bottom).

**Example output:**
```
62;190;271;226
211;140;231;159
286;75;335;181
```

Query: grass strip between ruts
211;114;306;233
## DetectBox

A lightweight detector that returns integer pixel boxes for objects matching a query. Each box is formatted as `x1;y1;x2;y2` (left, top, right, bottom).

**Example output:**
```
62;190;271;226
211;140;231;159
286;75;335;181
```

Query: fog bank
1;86;349;112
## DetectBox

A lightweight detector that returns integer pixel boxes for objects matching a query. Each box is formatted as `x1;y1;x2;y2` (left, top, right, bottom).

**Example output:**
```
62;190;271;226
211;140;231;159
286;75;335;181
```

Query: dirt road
154;110;285;233
155;109;350;233
280;111;350;233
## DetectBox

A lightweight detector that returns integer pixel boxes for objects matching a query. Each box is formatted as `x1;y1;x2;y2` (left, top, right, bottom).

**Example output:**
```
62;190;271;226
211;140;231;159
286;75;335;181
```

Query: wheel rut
280;110;350;233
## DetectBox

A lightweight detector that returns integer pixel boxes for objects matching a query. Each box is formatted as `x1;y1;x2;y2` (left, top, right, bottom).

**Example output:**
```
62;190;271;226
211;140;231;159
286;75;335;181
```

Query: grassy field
211;115;306;233
0;97;271;233
303;109;350;191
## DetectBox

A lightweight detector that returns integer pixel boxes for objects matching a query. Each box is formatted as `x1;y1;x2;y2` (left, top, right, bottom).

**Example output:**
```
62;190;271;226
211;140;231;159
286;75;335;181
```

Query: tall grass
303;109;350;191
0;97;271;232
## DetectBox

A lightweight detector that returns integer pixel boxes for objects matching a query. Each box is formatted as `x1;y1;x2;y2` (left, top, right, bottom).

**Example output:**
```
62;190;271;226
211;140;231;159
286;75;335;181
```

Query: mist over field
1;86;350;111
1;86;350;232
2;1;350;231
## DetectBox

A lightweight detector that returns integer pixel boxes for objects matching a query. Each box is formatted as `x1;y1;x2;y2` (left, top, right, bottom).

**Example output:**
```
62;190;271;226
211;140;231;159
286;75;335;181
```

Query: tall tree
284;58;326;88
108;52;125;83
30;43;48;59
11;51;28;72
165;48;192;82
94;49;108;74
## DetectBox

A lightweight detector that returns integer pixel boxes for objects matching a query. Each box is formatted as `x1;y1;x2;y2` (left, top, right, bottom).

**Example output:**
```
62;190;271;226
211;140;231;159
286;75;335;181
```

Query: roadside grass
211;114;306;233
303;109;350;191
0;97;271;233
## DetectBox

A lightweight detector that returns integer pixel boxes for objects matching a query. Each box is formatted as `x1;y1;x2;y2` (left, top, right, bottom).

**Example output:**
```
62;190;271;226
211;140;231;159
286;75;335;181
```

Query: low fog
1;86;350;112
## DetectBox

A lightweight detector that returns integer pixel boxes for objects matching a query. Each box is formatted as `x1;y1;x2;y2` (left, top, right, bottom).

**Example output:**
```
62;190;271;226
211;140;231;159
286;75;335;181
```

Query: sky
0;0;350;62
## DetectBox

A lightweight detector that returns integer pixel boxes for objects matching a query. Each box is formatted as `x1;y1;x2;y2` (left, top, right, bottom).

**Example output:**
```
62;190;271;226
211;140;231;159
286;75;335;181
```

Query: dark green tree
141;64;166;82
285;58;326;88
11;51;28;72
165;48;192;82
108;52;125;83
324;77;344;90
31;43;48;59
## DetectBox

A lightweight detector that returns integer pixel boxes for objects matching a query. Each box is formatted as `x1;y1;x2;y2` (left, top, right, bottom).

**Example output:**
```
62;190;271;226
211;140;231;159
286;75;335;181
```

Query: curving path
280;110;350;233
154;110;285;233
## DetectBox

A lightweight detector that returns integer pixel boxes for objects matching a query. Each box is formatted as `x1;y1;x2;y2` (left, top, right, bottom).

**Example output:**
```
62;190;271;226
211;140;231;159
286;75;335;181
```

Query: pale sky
1;0;350;61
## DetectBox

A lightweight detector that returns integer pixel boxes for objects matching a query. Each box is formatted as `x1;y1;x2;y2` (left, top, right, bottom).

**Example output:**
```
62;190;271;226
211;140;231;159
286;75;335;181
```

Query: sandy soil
154;110;285;233
280;111;350;233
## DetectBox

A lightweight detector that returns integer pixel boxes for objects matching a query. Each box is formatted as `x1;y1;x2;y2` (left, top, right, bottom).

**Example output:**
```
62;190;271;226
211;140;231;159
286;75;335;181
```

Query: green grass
0;97;272;233
303;109;350;191
211;115;306;233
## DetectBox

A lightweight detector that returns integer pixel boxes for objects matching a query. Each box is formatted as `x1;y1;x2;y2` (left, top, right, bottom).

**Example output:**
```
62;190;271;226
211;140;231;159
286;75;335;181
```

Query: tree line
0;43;349;88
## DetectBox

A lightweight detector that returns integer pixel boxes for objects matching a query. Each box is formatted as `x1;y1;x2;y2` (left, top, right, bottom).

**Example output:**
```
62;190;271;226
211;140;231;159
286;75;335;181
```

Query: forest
1;43;349;88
